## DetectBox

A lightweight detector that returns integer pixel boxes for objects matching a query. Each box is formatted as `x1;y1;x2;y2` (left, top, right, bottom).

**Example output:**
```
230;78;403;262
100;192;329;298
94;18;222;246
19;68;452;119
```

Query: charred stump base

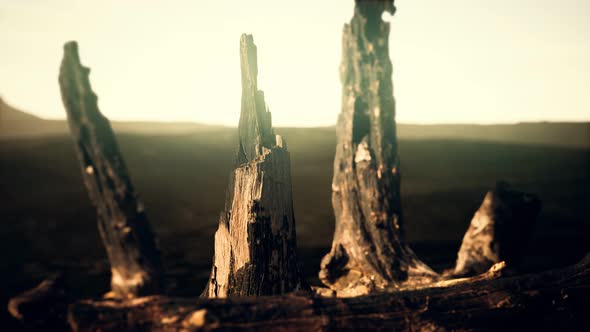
58;41;163;298
68;255;590;331
204;34;306;297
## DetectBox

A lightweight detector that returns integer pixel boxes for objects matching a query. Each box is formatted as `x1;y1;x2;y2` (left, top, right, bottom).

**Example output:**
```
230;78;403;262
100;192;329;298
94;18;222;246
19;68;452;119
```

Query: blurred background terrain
1;99;589;328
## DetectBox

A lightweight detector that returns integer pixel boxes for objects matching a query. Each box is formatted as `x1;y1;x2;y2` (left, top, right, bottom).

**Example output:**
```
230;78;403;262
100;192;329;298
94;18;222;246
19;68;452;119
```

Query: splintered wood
59;42;163;298
204;34;306;297
10;2;586;331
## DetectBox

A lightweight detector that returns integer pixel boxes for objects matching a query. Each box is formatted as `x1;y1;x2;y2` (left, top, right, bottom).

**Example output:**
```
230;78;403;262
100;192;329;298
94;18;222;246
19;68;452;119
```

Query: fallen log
7;274;68;330
68;254;590;331
203;34;307;298
59;41;163;298
448;181;542;277
320;0;436;295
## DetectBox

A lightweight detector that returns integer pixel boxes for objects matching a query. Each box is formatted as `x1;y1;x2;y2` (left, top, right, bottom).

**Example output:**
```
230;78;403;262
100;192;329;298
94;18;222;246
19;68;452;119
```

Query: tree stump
320;0;436;295
204;34;306;297
448;181;542;277
58;41;163;298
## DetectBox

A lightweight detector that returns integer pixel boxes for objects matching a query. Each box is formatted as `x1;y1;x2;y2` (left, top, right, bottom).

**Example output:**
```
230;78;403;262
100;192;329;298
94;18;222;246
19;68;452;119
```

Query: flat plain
1;105;589;329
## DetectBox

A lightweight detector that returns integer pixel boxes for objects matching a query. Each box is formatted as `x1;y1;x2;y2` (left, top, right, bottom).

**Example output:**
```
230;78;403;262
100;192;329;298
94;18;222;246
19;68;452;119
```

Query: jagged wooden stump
204;34;306;297
59;41;163;298
320;0;436;295
449;181;542;277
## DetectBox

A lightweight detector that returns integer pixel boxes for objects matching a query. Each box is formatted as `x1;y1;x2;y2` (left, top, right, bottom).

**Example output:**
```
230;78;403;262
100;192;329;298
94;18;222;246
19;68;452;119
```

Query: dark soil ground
1;127;589;330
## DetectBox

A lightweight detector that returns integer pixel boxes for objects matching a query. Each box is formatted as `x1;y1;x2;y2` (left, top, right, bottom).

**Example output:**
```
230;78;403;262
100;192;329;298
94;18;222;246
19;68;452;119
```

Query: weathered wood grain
68;254;590;331
320;0;436;295
204;35;307;298
58;41;163;298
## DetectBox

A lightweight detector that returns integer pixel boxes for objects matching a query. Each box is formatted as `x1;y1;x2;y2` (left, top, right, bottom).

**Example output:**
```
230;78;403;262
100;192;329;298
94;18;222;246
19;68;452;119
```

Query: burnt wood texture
68;255;590;331
59;41;163;298
320;0;436;296
204;35;307;298
8;2;586;331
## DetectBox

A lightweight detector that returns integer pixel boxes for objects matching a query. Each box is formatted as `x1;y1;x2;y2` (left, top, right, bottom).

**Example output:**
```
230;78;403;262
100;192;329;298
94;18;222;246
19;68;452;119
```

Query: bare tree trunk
204;34;307;298
448;181;542;277
68;254;590;332
58;41;163;298
320;0;436;296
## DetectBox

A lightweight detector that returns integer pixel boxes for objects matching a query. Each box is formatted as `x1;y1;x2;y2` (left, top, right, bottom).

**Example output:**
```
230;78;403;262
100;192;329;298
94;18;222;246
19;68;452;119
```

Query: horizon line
3;96;589;127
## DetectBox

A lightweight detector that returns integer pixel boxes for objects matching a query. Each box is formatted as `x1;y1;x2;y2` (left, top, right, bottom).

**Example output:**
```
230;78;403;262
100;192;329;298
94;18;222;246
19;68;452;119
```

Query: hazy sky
1;0;589;126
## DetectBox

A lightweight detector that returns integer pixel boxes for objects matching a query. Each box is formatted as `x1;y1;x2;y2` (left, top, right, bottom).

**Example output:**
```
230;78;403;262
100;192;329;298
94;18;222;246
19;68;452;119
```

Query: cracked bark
203;34;307;298
319;0;436;295
58;41;163;298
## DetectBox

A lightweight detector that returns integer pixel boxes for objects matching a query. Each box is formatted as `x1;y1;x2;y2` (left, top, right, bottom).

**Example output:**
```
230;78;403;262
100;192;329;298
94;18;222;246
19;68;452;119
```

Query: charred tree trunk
58;41;163;298
204;34;306;298
68;254;590;331
448;181;542;277
320;0;436;295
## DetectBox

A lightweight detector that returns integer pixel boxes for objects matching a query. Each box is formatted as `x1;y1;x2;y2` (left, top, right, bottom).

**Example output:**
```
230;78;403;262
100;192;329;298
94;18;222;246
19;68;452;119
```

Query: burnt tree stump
320;0;436;295
58;41;163;298
204;34;307;297
448;181;542;277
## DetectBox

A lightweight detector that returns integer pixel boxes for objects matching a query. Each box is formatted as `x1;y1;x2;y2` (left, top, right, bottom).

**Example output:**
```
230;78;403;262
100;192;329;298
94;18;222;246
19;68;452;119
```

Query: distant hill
0;97;67;137
397;123;590;149
0;98;220;138
1;98;588;148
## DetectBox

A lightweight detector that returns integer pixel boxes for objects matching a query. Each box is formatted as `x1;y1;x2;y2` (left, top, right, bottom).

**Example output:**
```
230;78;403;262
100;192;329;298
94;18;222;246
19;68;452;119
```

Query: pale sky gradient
1;0;589;126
